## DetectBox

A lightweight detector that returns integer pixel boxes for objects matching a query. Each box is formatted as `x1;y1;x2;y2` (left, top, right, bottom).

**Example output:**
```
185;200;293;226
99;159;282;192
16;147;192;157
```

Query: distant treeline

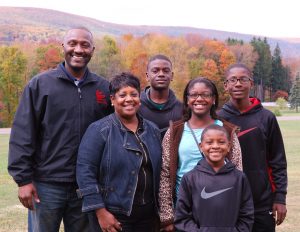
0;33;297;127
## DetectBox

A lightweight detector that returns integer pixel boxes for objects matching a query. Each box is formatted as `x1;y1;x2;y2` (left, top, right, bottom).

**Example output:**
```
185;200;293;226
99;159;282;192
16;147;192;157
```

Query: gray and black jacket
218;98;287;213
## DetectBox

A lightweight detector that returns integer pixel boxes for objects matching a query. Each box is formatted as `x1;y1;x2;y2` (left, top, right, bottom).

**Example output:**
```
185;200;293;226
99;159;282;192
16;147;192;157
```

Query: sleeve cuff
82;193;105;212
17;180;33;187
274;192;286;205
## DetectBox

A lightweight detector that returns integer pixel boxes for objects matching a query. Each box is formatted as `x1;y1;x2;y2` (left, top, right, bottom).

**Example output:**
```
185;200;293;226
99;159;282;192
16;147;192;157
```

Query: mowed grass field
0;120;299;231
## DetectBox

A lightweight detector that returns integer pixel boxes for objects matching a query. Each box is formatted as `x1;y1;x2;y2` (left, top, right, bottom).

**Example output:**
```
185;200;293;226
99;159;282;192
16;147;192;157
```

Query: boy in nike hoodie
175;124;254;232
218;63;287;232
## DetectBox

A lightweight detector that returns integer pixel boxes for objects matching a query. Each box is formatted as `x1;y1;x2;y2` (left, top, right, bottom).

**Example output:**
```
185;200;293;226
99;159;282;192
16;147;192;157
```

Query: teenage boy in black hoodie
218;63;287;232
139;54;183;137
175;124;254;232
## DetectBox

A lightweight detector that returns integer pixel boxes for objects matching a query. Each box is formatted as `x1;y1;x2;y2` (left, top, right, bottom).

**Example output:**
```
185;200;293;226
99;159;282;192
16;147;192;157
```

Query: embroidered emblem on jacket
96;90;107;105
201;187;233;199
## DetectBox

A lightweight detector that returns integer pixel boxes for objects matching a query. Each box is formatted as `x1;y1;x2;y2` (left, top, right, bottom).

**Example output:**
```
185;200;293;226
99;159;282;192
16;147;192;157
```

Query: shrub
276;97;288;110
273;108;282;116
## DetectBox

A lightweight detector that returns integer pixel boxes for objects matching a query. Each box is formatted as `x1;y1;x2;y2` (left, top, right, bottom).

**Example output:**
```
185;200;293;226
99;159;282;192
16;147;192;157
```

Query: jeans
28;181;89;232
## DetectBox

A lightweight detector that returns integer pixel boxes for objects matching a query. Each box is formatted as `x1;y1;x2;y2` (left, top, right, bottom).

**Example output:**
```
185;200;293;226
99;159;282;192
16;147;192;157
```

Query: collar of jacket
141;86;179;111
55;63;99;86
110;112;145;133
197;158;235;175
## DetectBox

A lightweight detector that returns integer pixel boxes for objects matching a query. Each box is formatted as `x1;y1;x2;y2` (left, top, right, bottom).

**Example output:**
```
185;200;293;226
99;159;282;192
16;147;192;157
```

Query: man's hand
18;183;40;210
273;203;287;225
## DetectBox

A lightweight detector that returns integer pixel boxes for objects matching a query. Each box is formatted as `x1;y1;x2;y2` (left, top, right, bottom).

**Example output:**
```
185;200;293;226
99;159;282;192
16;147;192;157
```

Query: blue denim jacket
76;113;162;216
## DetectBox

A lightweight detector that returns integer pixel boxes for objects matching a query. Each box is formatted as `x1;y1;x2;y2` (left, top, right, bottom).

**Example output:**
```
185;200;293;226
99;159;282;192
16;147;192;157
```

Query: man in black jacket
8;27;113;232
218;63;287;232
139;54;183;138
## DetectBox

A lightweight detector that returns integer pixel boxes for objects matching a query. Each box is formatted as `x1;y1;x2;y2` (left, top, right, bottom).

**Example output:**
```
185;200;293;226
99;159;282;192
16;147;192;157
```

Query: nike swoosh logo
201;187;233;199
238;127;257;137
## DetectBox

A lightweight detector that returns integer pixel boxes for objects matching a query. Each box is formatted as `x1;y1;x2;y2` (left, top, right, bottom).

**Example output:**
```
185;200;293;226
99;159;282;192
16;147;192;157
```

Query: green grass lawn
0;134;27;232
0;120;299;231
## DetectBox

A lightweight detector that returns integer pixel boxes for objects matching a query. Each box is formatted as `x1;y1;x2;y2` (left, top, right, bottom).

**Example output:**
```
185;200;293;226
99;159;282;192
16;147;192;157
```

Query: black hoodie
139;86;183;137
218;98;287;213
175;159;254;232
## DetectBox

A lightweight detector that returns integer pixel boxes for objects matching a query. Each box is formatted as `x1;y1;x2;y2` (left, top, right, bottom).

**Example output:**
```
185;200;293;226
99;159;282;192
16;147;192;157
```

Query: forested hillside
0;6;299;127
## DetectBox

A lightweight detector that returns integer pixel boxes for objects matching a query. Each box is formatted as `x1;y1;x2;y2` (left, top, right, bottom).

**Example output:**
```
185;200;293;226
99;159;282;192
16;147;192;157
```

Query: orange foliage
201;59;219;81
219;49;236;76
130;53;148;89
201;40;226;61
121;36;147;69
36;44;63;72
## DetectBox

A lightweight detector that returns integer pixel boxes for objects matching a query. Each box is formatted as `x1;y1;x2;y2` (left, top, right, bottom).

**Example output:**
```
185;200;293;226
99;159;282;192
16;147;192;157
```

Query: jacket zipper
78;87;82;99
134;132;148;205
77;86;82;144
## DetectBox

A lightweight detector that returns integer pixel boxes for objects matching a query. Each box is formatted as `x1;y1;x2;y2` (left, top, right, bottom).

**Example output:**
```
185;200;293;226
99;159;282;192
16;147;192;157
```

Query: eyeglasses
188;93;213;100
225;77;252;85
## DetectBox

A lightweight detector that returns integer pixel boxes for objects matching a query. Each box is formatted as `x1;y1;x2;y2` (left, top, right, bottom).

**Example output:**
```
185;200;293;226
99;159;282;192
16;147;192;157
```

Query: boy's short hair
224;63;253;78
147;54;172;70
201;124;230;141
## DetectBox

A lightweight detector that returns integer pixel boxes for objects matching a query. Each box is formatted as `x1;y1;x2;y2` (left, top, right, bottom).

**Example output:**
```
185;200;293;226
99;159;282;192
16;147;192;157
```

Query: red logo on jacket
96;90;107;105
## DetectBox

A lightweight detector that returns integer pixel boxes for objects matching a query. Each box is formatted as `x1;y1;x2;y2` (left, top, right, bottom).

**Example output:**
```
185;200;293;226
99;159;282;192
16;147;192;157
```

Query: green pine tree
289;73;300;112
251;37;272;101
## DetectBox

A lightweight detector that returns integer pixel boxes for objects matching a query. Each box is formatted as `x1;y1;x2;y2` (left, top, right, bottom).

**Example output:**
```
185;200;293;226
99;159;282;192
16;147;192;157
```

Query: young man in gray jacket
139;54;183;138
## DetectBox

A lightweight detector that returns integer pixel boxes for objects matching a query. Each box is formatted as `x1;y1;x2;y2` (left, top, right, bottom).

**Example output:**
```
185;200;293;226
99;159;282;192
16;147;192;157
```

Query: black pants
88;202;159;232
252;211;275;232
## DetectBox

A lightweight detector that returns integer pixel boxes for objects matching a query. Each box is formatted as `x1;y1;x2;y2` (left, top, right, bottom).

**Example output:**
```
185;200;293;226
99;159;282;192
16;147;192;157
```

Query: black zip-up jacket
8;64;113;186
139;86;183;137
175;159;254;232
218;98;287;213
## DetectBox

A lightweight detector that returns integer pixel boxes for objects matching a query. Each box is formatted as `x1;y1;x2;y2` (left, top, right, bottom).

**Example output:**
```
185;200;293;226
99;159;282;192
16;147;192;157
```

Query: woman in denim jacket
76;72;162;232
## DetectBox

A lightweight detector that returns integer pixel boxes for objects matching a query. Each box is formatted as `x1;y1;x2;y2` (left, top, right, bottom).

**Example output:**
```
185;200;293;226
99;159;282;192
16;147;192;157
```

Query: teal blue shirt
175;120;223;195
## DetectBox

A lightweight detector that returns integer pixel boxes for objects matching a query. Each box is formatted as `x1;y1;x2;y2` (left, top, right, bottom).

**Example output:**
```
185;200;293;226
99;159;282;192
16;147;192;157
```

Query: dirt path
277;116;300;121
0;128;10;134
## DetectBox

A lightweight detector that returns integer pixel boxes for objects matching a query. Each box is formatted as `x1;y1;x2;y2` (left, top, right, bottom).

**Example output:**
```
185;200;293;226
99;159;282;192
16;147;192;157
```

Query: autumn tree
289;73;300;112
34;43;63;74
228;43;258;69
121;35;147;70
90;36;122;79
188;57;205;80
167;37;190;98
219;49;236;76
130;53;148;88
199;40;226;64
200;59;227;104
0;46;27;126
